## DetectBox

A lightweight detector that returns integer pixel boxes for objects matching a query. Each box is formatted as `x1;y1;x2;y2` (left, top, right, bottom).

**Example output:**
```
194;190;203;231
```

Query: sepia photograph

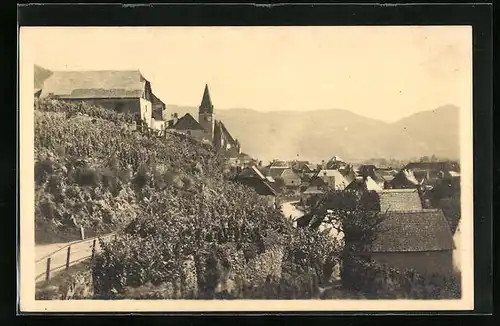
19;25;474;312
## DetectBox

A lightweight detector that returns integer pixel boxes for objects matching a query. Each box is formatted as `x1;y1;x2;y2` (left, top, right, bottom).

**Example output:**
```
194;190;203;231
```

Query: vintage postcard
19;26;473;312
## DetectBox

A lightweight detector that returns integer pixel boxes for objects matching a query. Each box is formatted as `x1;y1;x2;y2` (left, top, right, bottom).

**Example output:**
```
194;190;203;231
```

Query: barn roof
268;167;288;178
215;120;238;146
237;178;277;196
39;70;147;99
368;209;455;252
378;188;423;212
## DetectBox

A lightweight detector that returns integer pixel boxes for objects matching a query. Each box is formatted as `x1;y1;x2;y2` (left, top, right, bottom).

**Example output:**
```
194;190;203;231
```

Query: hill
34;64;53;89
168;104;460;162
34;98;338;299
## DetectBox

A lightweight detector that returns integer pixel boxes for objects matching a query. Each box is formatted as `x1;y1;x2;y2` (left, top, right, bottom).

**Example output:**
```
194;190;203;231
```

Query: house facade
265;167;301;188
166;113;206;140
38;70;165;129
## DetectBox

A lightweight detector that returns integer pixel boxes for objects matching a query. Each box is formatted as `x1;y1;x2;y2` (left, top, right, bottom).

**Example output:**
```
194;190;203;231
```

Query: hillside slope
34;99;340;300
34;64;53;89
168;104;460;162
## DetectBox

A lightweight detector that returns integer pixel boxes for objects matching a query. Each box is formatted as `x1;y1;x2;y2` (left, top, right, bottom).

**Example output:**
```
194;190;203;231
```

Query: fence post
66;246;71;271
45;257;51;281
91;239;97;261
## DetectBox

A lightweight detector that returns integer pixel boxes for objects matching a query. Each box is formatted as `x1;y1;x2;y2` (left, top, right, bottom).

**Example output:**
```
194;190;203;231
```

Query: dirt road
35;235;113;283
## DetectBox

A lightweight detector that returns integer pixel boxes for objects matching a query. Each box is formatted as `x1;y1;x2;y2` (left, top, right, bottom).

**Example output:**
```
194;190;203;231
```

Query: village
34;66;462;299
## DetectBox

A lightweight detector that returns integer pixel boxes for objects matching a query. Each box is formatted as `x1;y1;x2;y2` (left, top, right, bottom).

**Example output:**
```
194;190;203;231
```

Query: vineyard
34;99;460;300
34;99;344;299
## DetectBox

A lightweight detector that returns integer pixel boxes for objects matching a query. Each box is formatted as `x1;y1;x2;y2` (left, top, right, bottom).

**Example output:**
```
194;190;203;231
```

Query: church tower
198;84;215;142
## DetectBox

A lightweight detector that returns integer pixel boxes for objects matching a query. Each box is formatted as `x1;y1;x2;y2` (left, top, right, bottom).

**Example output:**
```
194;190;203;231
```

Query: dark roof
237;178;277;196
404;161;460;172
343;170;357;184
269;160;289;168
308;176;327;187
268;167;288;178
378;189;423;212
199;84;214;113
151;93;165;106
368;209;455;252
169;113;205;131
236;166;266;180
151;93;166;120
216;120;238;146
39;70;147;99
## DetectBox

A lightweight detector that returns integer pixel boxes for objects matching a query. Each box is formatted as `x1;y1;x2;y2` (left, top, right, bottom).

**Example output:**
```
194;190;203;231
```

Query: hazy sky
24;26;471;122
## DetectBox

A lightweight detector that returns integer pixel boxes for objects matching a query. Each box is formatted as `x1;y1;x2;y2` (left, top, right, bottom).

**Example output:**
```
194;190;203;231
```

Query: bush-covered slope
34;99;229;243
34;99;340;299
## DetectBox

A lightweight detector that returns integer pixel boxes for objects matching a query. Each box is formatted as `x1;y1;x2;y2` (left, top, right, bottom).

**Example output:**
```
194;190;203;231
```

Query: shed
358;209;455;276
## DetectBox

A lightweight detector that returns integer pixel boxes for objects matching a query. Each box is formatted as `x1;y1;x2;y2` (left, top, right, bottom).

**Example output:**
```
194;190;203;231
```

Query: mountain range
34;65;460;163
168;104;460;163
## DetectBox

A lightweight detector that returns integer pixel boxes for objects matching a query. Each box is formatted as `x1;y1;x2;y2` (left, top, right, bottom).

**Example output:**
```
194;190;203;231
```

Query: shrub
75;167;100;187
35;159;54;185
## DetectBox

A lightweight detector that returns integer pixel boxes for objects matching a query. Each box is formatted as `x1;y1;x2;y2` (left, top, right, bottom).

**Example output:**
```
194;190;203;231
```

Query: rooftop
367;209;455;253
39;70;148;99
167;113;205;131
378;188;423;212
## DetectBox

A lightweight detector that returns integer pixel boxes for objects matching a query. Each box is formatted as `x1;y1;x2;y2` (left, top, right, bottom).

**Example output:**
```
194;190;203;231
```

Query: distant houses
234;165;278;207
390;161;460;189
295;155;459;279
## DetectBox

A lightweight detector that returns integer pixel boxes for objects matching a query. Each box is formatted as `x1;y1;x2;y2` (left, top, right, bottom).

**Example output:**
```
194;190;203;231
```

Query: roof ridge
52;69;141;73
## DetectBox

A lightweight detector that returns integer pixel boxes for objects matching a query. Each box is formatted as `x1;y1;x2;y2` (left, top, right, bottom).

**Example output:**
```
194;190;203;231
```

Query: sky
23;26;472;122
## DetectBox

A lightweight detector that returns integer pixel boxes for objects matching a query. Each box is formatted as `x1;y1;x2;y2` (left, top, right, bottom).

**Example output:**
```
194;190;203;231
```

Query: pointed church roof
199;84;214;113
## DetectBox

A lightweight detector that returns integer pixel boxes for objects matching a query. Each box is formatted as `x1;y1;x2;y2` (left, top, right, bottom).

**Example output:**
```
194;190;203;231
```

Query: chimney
171;113;178;125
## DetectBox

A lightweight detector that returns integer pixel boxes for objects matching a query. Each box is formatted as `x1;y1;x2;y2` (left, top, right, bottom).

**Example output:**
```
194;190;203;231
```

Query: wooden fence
35;233;116;283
